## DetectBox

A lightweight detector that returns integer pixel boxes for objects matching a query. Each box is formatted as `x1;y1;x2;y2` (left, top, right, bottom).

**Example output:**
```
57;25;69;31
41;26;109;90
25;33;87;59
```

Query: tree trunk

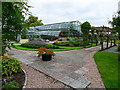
91;42;93;47
91;38;93;47
96;40;98;46
101;41;103;50
114;39;116;46
110;39;112;47
83;42;86;48
83;36;85;48
107;39;109;49
90;35;93;47
95;35;98;46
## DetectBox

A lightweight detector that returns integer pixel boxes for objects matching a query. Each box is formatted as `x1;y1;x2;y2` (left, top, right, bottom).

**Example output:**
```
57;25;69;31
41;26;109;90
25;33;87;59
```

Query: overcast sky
28;0;119;27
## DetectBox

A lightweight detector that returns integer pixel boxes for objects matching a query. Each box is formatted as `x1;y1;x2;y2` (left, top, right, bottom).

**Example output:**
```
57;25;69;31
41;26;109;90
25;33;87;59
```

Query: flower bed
26;40;47;45
11;42;100;51
1;56;25;89
2;70;25;89
53;40;88;47
20;41;59;49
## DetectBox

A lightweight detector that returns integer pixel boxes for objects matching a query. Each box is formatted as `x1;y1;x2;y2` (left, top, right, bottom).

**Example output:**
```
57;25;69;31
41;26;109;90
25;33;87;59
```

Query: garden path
7;45;106;89
104;45;120;53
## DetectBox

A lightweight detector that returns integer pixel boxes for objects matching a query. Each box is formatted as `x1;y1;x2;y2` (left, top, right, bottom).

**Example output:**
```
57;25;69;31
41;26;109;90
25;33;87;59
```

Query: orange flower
37;47;55;57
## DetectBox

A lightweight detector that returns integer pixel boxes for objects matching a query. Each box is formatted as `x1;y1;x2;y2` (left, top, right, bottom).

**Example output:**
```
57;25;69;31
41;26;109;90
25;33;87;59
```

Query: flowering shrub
37;47;55;57
0;56;22;79
34;39;38;41
21;42;59;49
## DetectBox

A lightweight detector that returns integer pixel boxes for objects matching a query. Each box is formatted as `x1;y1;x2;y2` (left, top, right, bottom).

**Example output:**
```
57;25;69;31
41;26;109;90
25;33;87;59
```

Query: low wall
20;39;28;43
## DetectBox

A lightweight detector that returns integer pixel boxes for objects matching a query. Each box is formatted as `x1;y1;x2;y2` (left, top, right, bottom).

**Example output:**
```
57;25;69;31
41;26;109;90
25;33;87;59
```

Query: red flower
34;39;38;41
37;47;55;57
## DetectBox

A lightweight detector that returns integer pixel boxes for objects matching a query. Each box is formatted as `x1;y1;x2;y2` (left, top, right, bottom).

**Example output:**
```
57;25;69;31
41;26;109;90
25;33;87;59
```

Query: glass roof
27;21;82;37
39;31;61;37
31;21;81;32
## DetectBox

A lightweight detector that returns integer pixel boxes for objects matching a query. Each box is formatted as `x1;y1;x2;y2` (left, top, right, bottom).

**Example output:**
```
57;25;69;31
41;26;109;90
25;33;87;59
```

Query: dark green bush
53;42;59;45
21;43;59;49
29;37;34;41
62;42;69;46
58;38;62;41
54;40;83;47
2;80;19;89
15;39;20;43
67;38;69;41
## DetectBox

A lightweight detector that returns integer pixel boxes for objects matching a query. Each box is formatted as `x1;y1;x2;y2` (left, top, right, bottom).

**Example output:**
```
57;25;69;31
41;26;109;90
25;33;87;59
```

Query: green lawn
93;51;119;89
11;43;100;51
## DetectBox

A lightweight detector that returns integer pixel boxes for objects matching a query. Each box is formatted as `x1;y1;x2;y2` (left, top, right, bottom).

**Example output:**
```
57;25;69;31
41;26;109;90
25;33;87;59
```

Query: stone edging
22;69;27;89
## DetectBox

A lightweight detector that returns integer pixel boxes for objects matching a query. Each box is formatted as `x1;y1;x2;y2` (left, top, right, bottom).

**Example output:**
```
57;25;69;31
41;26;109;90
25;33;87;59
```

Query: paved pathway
7;45;105;89
104;45;120;53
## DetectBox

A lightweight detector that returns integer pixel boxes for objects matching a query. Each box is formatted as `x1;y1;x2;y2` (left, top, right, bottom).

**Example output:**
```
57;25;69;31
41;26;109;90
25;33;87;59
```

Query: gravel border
84;51;106;88
21;63;71;88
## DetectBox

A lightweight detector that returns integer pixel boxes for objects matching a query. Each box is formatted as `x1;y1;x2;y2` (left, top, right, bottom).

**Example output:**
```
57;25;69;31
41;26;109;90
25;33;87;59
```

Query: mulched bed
2;70;25;88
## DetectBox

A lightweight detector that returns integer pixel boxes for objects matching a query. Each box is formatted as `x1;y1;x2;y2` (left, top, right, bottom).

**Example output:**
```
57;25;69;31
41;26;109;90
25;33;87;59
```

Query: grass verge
93;51;119;89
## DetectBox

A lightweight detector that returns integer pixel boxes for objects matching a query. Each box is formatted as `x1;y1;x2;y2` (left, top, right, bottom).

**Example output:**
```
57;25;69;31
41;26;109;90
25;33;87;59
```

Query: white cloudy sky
28;0;119;27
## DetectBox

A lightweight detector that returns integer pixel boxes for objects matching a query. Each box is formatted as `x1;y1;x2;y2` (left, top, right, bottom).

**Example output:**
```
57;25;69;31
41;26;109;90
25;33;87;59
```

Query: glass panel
28;21;82;36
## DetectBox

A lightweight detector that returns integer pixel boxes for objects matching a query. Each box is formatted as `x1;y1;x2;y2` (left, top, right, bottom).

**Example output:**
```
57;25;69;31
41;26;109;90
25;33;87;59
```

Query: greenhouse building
27;21;82;40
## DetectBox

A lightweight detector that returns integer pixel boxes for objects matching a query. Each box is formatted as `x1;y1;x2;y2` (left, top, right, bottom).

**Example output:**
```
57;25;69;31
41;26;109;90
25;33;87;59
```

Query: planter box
42;54;52;61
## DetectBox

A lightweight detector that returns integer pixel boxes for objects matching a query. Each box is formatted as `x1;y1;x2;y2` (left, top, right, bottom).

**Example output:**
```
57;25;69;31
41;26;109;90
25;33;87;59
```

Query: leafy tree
99;33;104;50
26;15;43;27
26;15;38;24
109;11;120;39
94;30;99;46
91;29;94;47
81;21;91;48
2;1;31;55
105;34;109;49
21;29;27;39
